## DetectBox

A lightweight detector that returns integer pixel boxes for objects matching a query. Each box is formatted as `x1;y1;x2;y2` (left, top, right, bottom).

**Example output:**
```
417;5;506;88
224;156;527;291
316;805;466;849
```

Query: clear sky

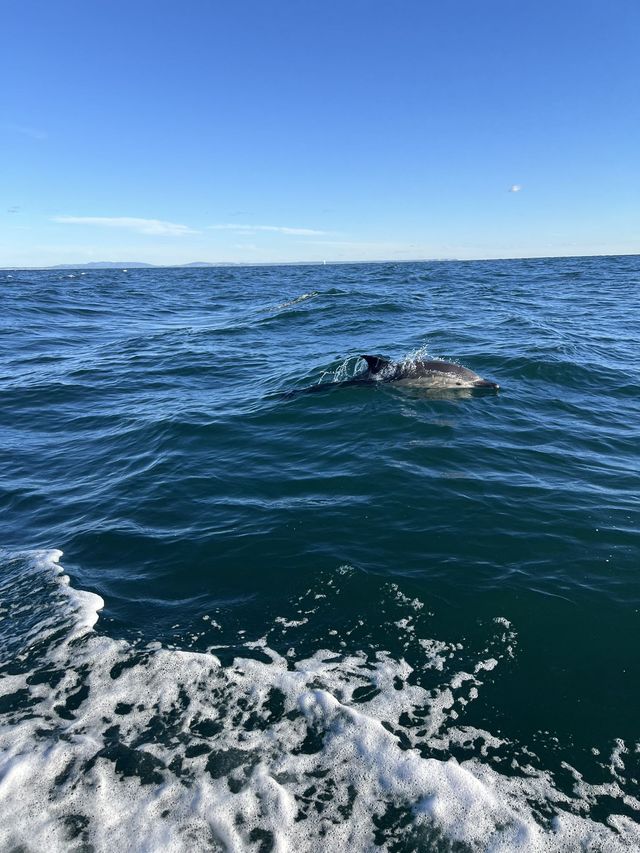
2;0;639;266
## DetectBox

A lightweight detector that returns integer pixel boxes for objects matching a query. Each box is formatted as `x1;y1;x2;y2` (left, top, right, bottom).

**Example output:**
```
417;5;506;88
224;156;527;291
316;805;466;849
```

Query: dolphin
360;355;500;390
281;355;499;398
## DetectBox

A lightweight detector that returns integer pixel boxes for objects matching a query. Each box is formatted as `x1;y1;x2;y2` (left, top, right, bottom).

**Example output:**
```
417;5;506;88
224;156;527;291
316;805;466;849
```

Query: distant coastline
2;252;639;271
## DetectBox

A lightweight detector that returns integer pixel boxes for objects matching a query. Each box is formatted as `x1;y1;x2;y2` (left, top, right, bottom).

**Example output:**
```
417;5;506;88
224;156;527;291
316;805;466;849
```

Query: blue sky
2;0;639;266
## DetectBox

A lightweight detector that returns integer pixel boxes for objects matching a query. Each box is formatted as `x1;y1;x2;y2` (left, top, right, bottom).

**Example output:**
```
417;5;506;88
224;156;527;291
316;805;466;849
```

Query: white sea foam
270;291;319;311
0;551;638;852
48;548;105;636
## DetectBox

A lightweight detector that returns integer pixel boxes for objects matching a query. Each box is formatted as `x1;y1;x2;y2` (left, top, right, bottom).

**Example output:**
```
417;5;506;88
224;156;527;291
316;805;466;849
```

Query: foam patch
0;551;638;851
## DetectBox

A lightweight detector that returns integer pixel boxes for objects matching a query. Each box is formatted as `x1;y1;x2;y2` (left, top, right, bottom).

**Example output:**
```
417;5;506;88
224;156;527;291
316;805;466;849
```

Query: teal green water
0;257;638;850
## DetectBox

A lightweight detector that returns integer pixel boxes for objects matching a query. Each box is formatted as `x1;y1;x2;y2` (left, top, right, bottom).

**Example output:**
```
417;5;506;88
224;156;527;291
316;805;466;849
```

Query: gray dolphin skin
284;355;499;398
360;355;500;390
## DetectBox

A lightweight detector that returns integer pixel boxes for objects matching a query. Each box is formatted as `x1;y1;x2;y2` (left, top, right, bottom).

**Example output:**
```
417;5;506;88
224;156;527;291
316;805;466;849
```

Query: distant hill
49;261;156;269
2;259;437;272
45;261;236;270
2;261;243;270
179;262;233;267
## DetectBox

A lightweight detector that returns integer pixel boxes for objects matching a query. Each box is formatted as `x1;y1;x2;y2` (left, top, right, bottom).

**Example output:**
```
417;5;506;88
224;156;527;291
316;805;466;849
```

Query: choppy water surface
1;257;639;851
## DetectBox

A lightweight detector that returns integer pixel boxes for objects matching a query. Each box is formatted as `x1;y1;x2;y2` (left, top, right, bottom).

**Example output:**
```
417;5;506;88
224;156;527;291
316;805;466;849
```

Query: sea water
0;257;638;850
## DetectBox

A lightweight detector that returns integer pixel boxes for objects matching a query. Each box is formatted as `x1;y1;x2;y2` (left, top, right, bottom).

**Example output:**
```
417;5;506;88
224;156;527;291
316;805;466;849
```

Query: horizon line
2;250;640;272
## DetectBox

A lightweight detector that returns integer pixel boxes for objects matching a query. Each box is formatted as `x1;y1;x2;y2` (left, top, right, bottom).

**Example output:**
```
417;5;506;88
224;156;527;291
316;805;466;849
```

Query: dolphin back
408;360;478;380
361;355;498;389
360;355;392;374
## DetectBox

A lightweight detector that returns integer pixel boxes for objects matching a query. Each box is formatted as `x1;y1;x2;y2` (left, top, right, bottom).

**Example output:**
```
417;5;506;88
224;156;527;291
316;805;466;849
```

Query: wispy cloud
208;223;328;236
508;184;523;193
52;216;199;236
5;123;48;140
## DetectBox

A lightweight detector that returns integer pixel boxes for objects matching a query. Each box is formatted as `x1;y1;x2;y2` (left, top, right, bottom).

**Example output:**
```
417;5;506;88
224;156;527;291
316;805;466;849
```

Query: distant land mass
47;261;226;270
2;254;636;272
0;261;241;271
4;260;326;270
1;259;468;271
51;261;156;269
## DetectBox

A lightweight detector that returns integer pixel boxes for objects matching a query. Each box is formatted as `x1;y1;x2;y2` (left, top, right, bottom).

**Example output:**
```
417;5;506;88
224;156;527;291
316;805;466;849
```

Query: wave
0;551;638;851
267;291;320;311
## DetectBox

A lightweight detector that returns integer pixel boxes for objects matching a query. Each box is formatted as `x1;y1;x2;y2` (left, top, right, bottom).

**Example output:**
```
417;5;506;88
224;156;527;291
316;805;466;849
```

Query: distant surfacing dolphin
360;355;499;390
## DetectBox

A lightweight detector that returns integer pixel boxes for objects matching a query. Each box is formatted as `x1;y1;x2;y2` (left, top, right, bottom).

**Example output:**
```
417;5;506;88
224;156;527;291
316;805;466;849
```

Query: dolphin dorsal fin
361;355;391;374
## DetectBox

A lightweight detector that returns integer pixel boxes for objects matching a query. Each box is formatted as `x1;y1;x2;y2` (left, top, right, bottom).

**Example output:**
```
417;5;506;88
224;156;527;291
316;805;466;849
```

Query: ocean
0;256;638;851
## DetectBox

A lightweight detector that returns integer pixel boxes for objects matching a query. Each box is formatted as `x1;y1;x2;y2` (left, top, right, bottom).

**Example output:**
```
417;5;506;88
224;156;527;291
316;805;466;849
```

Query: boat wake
0;551;638;851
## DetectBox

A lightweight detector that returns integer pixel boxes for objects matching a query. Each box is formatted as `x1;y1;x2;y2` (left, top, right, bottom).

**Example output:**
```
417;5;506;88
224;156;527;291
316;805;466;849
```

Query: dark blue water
1;257;639;850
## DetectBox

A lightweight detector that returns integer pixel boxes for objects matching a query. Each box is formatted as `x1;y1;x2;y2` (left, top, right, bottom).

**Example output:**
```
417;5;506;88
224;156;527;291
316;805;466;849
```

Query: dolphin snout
473;380;500;390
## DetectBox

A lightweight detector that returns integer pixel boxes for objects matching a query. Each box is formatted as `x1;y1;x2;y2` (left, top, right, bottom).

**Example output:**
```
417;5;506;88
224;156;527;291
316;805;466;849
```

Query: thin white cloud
5;123;48;140
52;216;199;236
508;184;522;193
208;223;327;236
